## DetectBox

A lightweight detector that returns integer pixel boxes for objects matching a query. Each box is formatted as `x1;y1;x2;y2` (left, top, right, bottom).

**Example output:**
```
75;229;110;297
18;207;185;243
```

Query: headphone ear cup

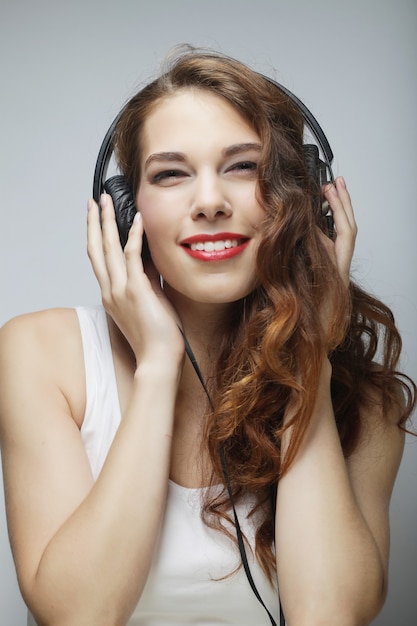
103;175;137;248
303;144;321;213
303;145;334;238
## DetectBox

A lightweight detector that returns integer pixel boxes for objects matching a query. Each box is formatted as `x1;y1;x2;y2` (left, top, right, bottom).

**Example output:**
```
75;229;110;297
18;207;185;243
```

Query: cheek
136;192;175;273
136;189;163;238
136;185;187;247
235;184;265;223
247;197;266;231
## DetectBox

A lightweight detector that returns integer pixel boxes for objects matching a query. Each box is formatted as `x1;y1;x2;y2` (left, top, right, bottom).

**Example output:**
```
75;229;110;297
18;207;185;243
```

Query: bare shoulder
0;308;86;430
0;307;79;348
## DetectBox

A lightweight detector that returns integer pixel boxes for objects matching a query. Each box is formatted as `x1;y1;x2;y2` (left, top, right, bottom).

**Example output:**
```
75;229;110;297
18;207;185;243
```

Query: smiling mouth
186;238;247;252
181;237;250;261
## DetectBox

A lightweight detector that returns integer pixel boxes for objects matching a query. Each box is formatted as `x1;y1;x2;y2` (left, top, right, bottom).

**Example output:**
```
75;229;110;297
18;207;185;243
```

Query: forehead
140;89;260;158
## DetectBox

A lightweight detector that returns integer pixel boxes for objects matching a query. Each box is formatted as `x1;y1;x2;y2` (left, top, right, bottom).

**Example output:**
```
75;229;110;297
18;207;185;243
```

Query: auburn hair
113;47;416;582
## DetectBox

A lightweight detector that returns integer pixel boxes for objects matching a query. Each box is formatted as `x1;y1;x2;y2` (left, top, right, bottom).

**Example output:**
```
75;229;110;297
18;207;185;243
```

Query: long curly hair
113;47;416;583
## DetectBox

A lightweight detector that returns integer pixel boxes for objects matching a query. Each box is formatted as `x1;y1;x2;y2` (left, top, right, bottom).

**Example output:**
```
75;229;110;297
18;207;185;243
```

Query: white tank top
30;306;281;625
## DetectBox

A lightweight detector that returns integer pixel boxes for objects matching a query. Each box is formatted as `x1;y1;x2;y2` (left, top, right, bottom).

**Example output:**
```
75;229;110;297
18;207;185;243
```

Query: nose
190;171;232;222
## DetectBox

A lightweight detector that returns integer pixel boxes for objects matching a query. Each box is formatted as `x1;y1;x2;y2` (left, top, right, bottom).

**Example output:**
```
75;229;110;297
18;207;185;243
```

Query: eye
151;169;187;185
228;161;258;175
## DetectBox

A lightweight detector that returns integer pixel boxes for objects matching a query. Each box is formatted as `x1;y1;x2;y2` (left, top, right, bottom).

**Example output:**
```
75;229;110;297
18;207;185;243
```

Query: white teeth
190;239;239;252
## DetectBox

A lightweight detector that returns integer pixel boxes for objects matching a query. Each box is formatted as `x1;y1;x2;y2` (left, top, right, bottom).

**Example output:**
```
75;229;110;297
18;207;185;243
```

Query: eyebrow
143;142;262;169
223;142;262;157
144;152;187;169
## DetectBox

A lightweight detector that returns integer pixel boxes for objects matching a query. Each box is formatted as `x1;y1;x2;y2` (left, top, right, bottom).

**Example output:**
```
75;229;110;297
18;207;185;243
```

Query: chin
164;279;256;308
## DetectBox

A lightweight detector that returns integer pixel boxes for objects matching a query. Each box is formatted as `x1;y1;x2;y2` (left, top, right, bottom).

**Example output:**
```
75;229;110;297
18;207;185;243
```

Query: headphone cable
178;327;284;626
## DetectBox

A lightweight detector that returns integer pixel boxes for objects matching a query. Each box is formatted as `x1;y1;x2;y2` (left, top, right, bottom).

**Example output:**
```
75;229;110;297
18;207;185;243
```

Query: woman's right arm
0;312;179;626
0;199;184;626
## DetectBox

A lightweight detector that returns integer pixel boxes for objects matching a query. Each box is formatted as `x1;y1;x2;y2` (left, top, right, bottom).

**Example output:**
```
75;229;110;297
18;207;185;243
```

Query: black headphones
93;75;335;253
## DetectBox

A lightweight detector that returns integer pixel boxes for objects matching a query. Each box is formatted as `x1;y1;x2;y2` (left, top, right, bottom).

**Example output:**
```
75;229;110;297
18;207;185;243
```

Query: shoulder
0;308;86;429
0;308;82;386
0;306;80;341
0;307;81;348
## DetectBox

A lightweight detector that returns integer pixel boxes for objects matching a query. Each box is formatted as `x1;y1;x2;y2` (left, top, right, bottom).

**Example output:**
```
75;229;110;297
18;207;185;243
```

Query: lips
180;233;250;261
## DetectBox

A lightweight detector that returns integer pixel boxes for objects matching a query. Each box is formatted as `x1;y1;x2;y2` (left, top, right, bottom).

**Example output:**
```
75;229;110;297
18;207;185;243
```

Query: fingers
87;193;144;305
87;197;111;293
321;177;357;287
323;177;357;238
99;193;129;286
123;212;146;287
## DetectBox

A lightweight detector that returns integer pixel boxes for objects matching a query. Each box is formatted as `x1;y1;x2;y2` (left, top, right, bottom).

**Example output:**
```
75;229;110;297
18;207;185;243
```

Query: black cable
179;328;285;626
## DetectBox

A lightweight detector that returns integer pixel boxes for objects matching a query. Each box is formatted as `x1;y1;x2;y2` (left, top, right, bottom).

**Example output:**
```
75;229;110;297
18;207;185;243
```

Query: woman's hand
87;193;184;364
318;177;357;344
322;176;357;288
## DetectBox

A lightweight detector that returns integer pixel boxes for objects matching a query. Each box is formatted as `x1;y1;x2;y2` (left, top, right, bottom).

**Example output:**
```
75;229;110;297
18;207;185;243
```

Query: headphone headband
262;76;334;165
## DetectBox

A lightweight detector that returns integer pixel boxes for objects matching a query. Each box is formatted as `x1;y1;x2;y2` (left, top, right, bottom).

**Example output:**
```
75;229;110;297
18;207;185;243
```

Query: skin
0;89;405;626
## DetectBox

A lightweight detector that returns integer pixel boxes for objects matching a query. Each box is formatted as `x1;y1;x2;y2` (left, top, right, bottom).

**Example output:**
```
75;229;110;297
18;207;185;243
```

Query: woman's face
136;89;265;308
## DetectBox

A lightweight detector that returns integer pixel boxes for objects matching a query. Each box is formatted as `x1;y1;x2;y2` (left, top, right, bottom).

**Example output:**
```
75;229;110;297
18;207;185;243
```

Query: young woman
0;49;415;626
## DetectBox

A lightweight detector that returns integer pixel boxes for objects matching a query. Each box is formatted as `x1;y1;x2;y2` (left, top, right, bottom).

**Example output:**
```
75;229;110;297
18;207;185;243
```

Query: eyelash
152;169;184;183
229;161;258;173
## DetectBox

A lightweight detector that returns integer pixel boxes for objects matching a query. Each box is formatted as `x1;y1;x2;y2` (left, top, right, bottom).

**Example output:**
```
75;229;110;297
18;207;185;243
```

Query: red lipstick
180;233;250;262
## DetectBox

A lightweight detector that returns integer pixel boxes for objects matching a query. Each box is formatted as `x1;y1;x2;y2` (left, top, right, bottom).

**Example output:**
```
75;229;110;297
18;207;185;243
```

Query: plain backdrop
1;0;416;624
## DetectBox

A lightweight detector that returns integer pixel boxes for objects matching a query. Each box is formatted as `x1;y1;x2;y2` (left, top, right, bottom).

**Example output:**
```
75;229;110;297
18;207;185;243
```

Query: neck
165;286;238;360
164;290;242;407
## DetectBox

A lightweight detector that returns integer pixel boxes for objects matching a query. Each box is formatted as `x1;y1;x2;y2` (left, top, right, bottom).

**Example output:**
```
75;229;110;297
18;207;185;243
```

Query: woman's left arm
276;360;404;626
275;178;405;626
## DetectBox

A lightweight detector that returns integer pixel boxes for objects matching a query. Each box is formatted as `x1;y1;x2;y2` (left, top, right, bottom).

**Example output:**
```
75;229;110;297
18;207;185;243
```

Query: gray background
0;0;416;624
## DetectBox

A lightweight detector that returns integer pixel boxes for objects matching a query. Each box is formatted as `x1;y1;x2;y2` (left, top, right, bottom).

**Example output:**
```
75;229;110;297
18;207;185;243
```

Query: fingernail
338;176;346;188
87;198;94;211
100;193;108;207
133;212;142;223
